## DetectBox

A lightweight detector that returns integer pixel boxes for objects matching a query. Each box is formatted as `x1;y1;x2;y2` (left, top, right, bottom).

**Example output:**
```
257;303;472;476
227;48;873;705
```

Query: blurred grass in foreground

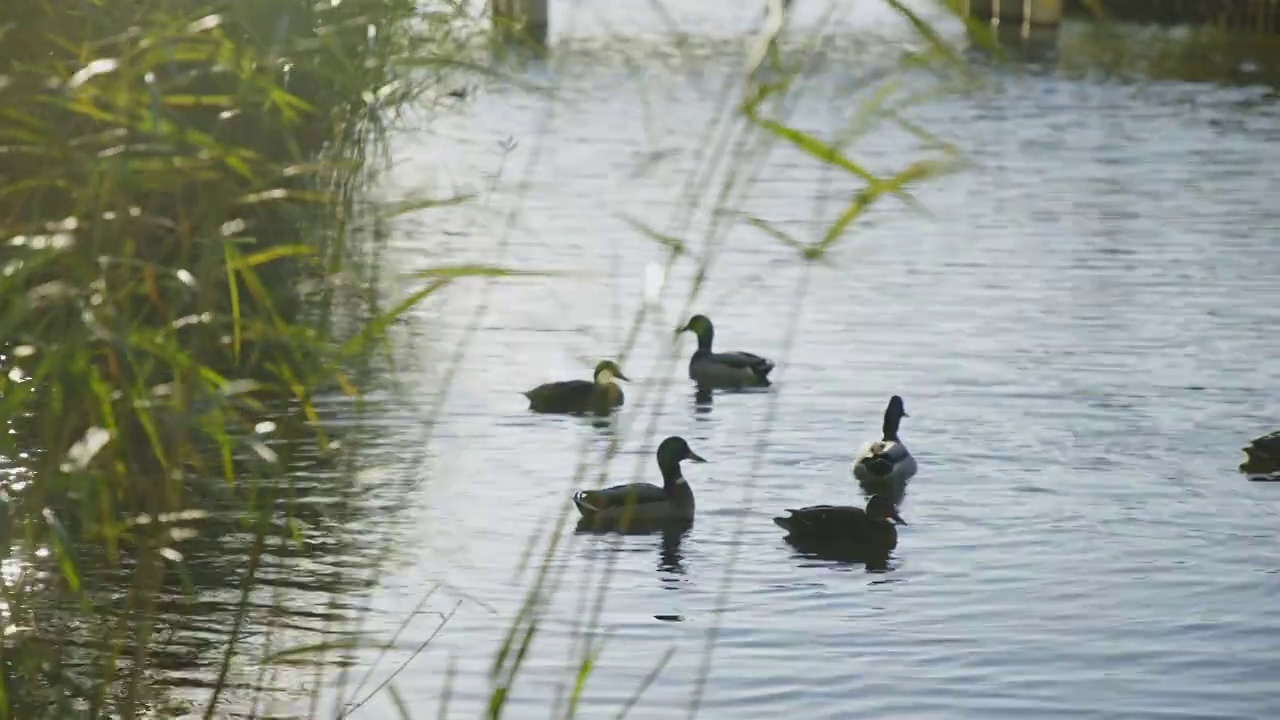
0;0;493;716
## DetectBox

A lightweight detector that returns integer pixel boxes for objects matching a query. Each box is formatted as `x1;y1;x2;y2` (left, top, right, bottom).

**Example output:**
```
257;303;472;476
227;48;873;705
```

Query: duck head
658;435;707;465
593;360;629;384
882;395;908;441
676;315;714;346
866;494;906;525
656;436;707;484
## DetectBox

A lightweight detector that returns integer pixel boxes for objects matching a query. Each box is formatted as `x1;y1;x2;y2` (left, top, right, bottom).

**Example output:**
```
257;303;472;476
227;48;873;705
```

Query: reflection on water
781;535;895;573
575;518;694;578
0;389;430;716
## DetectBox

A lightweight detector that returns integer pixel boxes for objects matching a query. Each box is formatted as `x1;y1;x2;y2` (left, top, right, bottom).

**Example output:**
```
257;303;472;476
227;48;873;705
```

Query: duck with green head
773;493;906;551
572;436;707;529
851;395;918;485
524;360;629;416
677;314;775;390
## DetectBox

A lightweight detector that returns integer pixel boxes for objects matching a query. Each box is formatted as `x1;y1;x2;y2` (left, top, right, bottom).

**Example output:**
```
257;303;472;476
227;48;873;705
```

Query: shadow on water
964;23;1064;67
780;535;896;574
968;17;1280;87
1064;0;1280;34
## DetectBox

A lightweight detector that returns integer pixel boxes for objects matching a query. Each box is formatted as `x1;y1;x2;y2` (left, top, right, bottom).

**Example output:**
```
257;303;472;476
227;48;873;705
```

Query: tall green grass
0;0;491;716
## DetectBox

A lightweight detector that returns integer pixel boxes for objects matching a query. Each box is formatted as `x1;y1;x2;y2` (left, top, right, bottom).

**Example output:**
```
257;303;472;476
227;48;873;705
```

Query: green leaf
240;244;314;268
409;264;549;280
377;193;476;219
43;508;82;592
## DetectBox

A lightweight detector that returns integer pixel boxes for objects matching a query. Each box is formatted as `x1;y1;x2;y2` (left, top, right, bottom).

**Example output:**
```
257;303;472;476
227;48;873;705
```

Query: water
274;4;1280;719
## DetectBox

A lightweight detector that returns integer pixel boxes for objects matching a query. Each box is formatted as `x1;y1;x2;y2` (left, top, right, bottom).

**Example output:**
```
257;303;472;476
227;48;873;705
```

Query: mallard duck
1240;430;1280;480
572;436;706;528
523;360;629;416
676;314;774;389
773;494;906;551
851;395;918;485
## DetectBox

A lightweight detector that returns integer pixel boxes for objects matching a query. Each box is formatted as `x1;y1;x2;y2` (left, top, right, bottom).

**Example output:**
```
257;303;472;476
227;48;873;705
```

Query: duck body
573;436;707;530
774;495;904;553
689;349;774;389
1240;430;1280;480
852;440;917;484
851;395;917;485
525;379;623;415
678;315;774;390
524;360;628;416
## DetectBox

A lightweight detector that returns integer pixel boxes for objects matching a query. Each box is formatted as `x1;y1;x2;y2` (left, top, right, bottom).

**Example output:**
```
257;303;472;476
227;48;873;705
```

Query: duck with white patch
851;395;918;486
676;314;775;390
572;436;706;530
523;360;629;416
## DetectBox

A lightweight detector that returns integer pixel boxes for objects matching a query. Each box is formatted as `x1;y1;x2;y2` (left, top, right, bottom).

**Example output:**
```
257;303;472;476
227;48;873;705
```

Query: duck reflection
693;388;714;416
856;474;908;507
783;537;894;573
573;517;693;580
588;415;618;434
656;518;691;577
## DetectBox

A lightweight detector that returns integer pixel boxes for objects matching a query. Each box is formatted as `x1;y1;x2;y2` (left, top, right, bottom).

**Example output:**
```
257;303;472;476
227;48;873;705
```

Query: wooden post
493;0;549;47
966;0;1065;25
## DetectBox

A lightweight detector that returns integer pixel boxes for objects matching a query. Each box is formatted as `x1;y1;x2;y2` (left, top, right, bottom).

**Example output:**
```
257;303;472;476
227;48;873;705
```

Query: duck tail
771;516;792;532
1240;448;1280;477
572;491;599;515
754;360;775;379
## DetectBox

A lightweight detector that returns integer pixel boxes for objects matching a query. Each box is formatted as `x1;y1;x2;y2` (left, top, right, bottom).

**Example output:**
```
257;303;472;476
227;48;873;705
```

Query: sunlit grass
0;0;498;716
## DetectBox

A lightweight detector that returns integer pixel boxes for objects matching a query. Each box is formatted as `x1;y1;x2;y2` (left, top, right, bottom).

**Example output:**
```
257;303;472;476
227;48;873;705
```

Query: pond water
271;3;1280;719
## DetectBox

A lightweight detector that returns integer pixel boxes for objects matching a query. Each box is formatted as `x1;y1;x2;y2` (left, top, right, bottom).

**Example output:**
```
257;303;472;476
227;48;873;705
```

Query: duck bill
615;371;631;382
687;450;708;463
675;324;689;335
891;511;907;525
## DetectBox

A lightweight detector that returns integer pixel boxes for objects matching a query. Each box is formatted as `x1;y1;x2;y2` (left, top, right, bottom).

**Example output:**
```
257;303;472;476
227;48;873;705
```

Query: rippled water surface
301;4;1280;719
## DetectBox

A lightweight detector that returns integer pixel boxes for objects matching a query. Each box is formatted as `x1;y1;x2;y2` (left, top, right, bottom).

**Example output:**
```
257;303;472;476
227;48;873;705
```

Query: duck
676;314;774;390
1240;430;1280;480
773;493;906;551
523;360;629;416
851;395;918;485
572;436;706;529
